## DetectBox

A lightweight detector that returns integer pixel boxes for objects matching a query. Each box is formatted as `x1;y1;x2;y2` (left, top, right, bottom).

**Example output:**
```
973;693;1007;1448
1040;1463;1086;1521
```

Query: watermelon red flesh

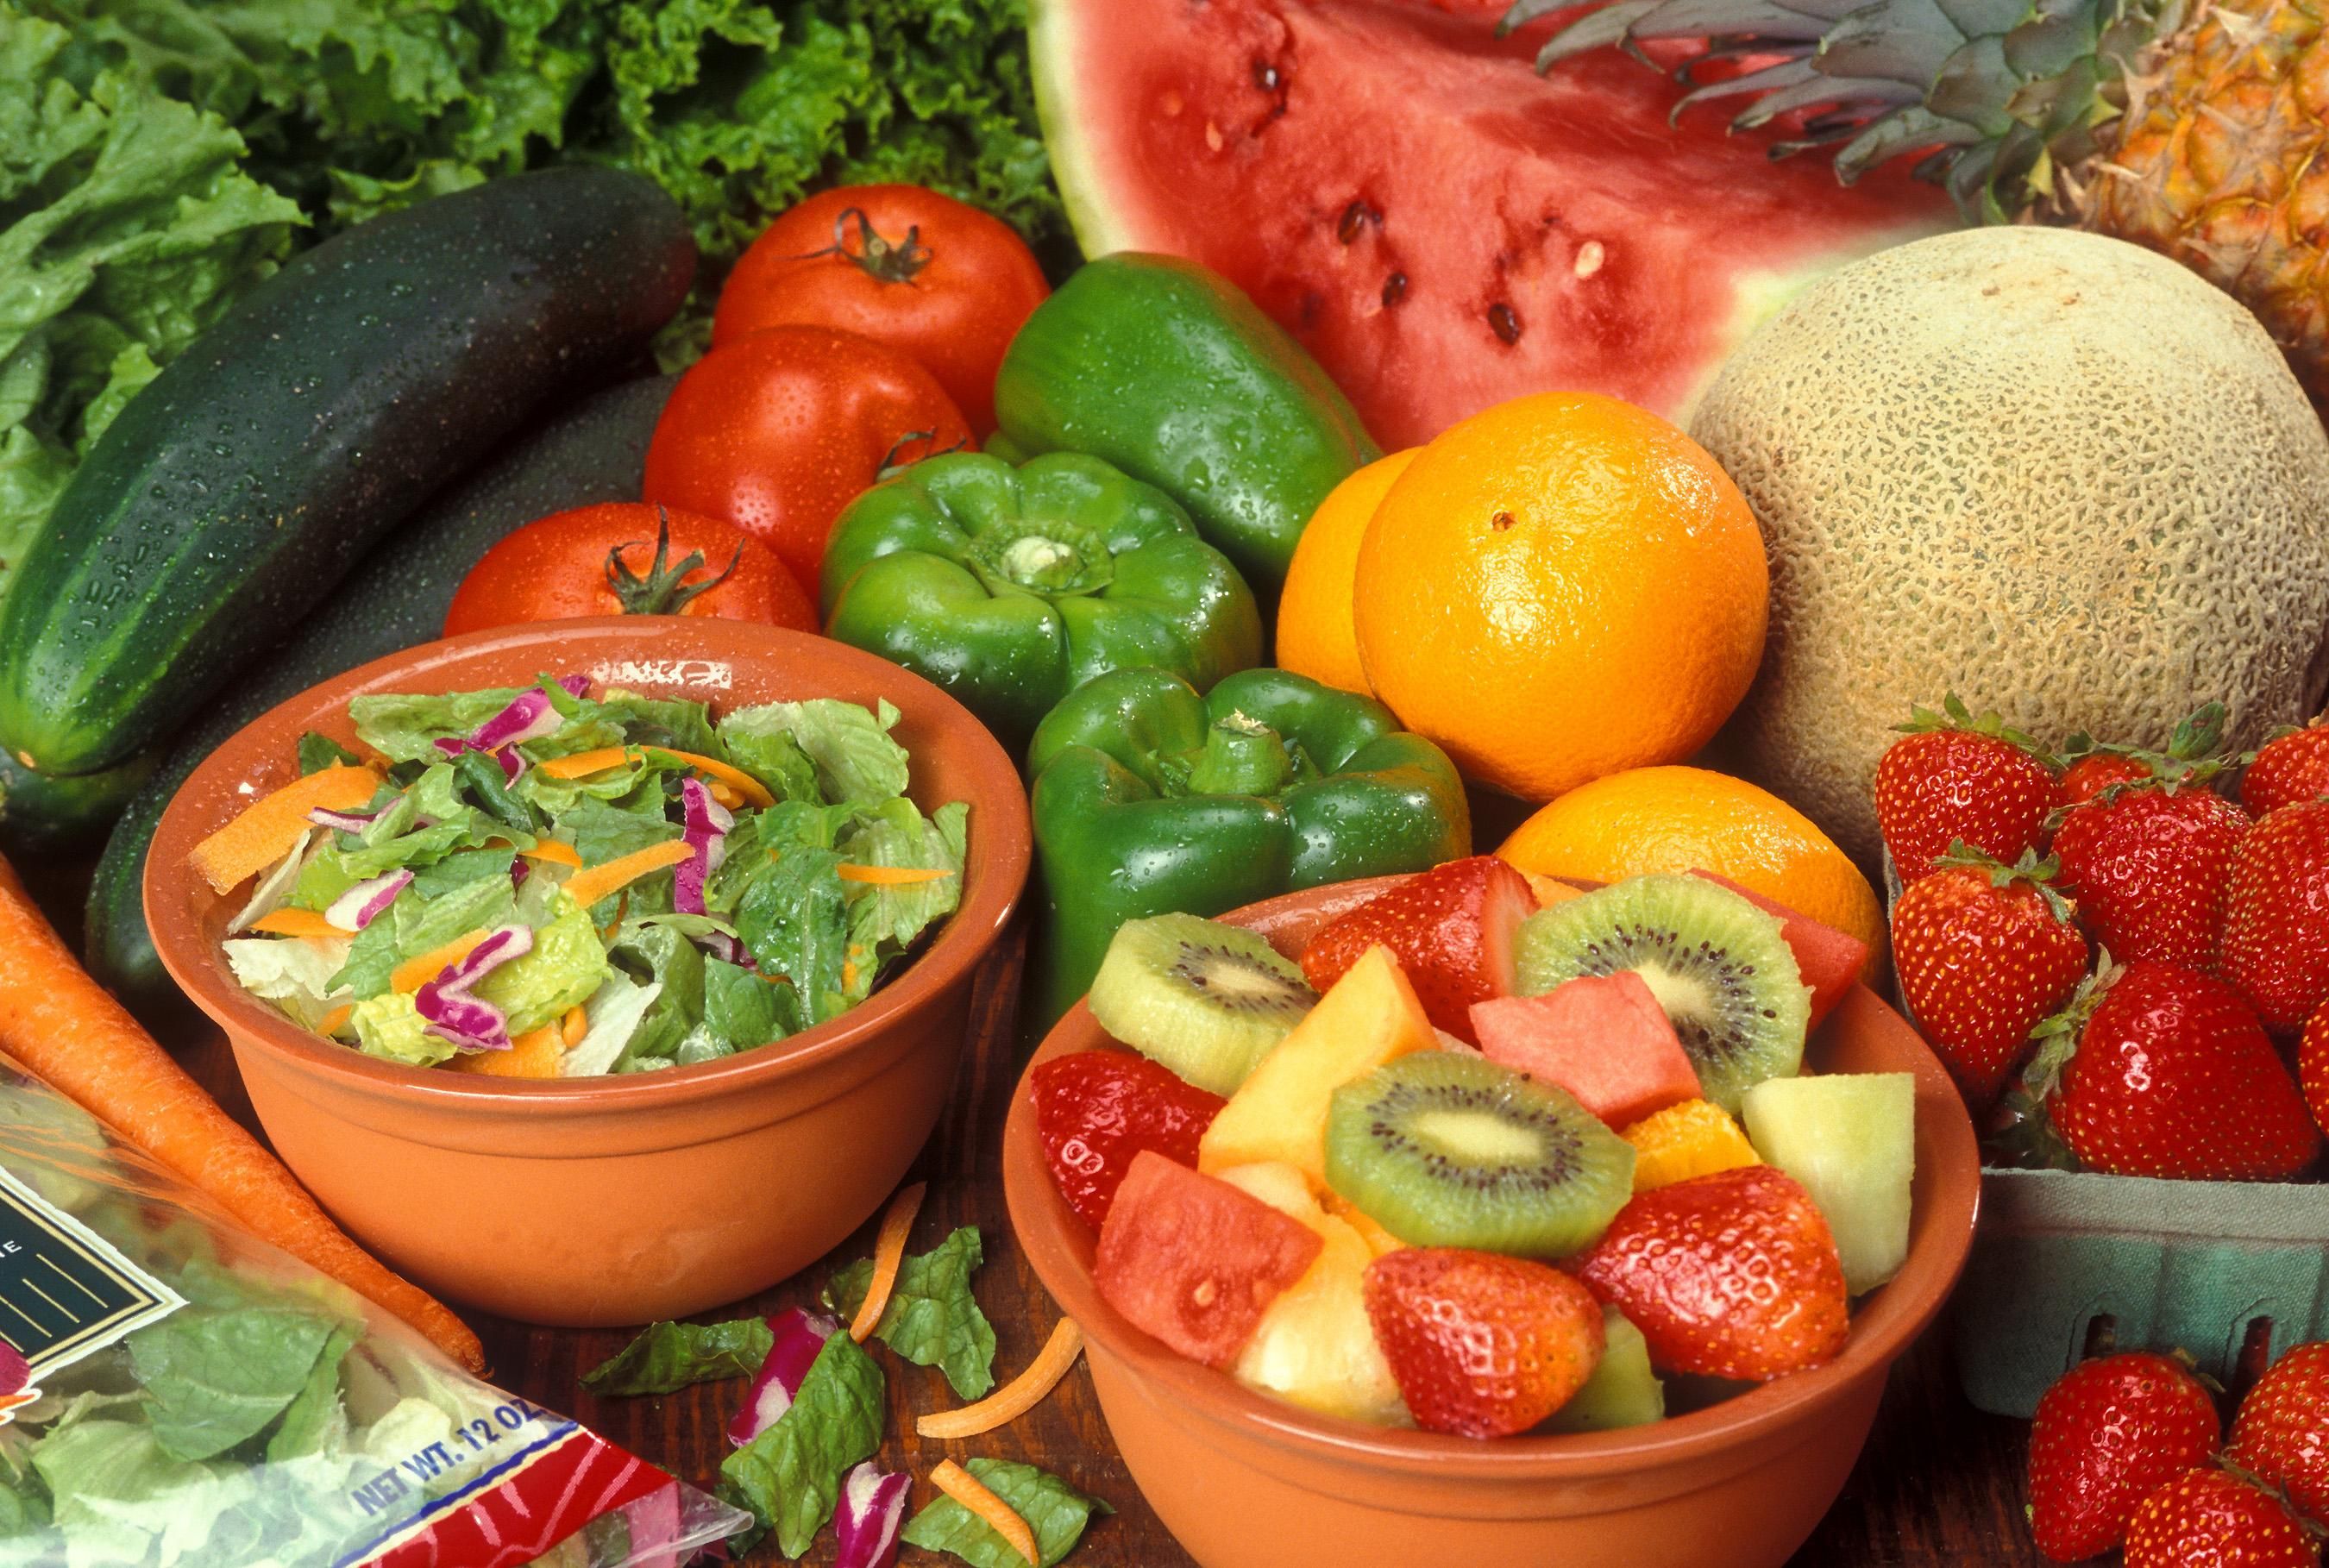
1472;972;1701;1127
1033;0;1952;448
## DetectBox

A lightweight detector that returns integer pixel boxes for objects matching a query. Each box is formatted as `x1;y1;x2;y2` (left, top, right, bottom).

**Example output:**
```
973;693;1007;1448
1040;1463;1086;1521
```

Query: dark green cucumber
0;749;155;858
87;375;676;1017
0;166;694;778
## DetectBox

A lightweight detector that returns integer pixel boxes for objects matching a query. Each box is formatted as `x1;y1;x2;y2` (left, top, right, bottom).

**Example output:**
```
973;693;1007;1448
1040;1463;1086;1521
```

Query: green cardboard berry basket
1883;854;2329;1417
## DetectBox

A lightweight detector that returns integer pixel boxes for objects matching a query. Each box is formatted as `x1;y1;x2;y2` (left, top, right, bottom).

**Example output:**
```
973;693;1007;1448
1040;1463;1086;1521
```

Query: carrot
929;1460;1038;1567
916;1319;1084;1439
562;839;694;909
561;1005;588;1047
0;855;483;1370
522;840;582;869
532;747;630;780
248;908;347;939
850;1180;926;1343
536;745;775;809
190;766;377;894
390;928;495;994
448;1025;563;1079
317;1003;353;1036
836;864;955;886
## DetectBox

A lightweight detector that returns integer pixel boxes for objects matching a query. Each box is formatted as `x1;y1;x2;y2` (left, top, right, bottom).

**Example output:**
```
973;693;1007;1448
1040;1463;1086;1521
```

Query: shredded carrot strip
533;747;631;780
190;766;378;894
561;1005;587;1047
707;780;744;811
317;1003;353;1036
390;928;493;994
851;1181;927;1343
836;864;955;886
930;1460;1038;1567
523;840;582;868
248;908;346;939
600;891;629;944
536;745;775;809
449;1025;563;1078
563;839;694;909
917;1319;1084;1439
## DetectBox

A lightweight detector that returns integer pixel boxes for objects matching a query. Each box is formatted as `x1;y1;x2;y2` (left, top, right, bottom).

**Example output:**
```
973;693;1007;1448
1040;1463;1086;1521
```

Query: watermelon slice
1031;0;1952;448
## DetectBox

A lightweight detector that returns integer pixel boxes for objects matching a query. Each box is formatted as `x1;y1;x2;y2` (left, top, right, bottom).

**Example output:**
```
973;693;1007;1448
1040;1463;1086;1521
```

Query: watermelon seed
1252;60;1280;91
1338;201;1380;244
1381;273;1408;307
1489;303;1522;344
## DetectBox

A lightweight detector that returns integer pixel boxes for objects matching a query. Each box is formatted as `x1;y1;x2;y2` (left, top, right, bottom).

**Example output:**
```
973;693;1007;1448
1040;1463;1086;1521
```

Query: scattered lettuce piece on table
718;1328;886;1559
901;1458;1111;1568
582;1317;777;1396
823;1225;996;1400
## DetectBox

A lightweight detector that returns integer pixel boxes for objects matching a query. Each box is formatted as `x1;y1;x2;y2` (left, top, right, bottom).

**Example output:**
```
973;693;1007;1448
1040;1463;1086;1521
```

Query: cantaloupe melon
1692;227;2329;865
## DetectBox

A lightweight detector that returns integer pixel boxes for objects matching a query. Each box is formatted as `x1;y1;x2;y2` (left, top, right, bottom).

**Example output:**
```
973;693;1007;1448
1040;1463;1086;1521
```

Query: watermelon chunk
1031;0;1951;448
1471;971;1699;1128
1095;1151;1325;1368
1689;871;1870;1027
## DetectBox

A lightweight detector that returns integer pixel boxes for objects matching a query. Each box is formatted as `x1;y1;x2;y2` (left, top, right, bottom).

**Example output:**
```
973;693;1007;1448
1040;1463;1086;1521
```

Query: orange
1277;449;1416;696
1497;765;1884;955
1352;392;1767;801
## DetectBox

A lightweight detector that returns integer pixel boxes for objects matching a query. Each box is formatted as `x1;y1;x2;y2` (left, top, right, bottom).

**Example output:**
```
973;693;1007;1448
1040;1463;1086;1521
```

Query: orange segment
190;766;378;894
1622;1099;1762;1191
391;929;494;994
1276;449;1416;699
562;839;693;909
248;908;346;939
929;1460;1038;1568
916;1319;1083;1439
448;1025;564;1078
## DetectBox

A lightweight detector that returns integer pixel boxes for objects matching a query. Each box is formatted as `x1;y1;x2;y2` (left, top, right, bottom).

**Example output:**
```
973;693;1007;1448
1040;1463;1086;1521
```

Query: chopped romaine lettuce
474;898;606;1037
722;699;911;804
349;994;455;1069
901;1459;1112;1568
822;1226;995;1400
222;938;352;1031
560;973;663;1079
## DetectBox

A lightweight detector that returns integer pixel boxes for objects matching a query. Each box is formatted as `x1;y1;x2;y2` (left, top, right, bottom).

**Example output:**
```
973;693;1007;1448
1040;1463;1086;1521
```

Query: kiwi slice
1322;1051;1635;1259
1087;913;1316;1095
1514;875;1810;1113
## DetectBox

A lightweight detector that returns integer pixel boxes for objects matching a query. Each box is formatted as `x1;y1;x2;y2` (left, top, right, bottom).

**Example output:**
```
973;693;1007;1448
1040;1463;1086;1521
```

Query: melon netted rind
1692;226;2329;867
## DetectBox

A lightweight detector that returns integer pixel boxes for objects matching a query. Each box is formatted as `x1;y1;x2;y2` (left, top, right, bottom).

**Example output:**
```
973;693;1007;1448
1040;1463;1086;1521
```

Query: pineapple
1507;0;2329;394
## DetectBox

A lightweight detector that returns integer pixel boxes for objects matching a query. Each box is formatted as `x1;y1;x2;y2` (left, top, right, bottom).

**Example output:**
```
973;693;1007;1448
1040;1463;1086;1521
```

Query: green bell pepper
821;452;1263;748
1025;666;1472;1029
993;254;1380;597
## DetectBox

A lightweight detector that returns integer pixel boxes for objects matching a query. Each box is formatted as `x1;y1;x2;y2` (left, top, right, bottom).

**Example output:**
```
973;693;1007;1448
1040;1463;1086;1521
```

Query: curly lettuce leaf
822;1225;995;1400
901;1458;1111;1568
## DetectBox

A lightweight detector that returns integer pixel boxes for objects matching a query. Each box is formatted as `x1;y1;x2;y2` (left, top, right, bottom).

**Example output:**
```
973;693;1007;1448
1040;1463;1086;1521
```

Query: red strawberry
2064;750;2163;805
2125;1468;2322;1568
2230;1341;2329;1526
1031;1050;1226;1232
2246;722;2329;817
2033;960;2320;1181
2302;1008;2329;1138
2053;782;2251;971
2027;1352;2222;1560
1569;1166;1849;1382
1874;696;2060;881
1362;1247;1604;1438
2062;705;2236;807
1891;852;2090;1109
1300;855;1532;1042
2221;801;2329;1032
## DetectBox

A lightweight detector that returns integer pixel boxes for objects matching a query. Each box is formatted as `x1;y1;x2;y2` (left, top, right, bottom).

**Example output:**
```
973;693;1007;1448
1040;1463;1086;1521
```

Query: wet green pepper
821;452;1262;749
1024;666;1471;1029
992;254;1379;596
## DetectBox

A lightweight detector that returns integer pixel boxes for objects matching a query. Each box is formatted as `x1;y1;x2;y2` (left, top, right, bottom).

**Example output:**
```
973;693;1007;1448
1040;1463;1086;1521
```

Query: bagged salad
0;1048;748;1565
204;676;968;1076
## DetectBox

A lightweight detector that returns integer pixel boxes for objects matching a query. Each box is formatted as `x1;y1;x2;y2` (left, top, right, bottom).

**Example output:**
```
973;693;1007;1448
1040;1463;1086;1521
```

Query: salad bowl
1003;877;1981;1568
149;618;1029;1327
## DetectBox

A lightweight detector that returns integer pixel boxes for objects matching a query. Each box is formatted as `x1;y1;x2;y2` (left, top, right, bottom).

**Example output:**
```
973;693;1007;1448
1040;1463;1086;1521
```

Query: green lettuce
581;1317;775;1396
718;1328;885;1558
127;1303;351;1462
901;1458;1111;1568
823;1225;995;1399
725;698;912;804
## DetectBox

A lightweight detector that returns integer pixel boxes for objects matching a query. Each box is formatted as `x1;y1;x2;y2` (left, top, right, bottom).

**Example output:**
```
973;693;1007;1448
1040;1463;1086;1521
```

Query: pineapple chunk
1621;1098;1761;1192
1199;946;1436;1182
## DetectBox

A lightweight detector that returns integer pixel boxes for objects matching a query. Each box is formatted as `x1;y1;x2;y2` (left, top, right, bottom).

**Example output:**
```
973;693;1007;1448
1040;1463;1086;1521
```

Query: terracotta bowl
1003;877;1981;1568
150;618;1029;1327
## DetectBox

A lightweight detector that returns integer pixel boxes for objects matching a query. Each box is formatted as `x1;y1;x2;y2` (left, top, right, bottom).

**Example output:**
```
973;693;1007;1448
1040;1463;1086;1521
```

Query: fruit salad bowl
149;618;1030;1327
1002;876;1980;1568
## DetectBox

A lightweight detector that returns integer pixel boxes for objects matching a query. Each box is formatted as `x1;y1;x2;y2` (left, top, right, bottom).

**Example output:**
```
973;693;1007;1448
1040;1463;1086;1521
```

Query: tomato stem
605;506;738;616
795;207;932;285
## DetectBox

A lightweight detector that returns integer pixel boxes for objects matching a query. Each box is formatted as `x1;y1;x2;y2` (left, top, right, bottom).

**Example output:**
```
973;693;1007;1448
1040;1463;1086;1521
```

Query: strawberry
2031;960;2321;1181
2064;750;2163;805
2124;1467;2322;1568
1361;1247;1604;1438
1874;696;2060;881
1031;1050;1226;1232
2053;781;2251;971
1569;1165;1849;1382
2027;1352;2222;1561
1890;850;2090;1110
2221;801;2329;1032
2062;704;2236;807
2302;1008;2329;1138
2246;722;2329;817
1299;855;1533;1043
2230;1341;2329;1526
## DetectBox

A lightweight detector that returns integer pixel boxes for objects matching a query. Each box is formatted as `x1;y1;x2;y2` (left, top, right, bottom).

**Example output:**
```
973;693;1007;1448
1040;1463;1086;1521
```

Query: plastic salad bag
0;1048;746;1566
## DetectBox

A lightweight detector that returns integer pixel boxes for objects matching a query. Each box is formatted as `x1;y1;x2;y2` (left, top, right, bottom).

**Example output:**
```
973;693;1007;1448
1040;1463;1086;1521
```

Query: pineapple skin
2082;0;2329;398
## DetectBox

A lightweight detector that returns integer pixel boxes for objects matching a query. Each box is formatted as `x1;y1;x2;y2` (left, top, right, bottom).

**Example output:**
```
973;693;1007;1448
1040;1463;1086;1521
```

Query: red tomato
642;325;973;594
712;185;1048;434
443;504;816;638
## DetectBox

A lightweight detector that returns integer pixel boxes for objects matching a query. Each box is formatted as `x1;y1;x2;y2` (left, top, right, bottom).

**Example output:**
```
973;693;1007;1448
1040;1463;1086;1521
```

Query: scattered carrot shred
916;1319;1084;1439
836;864;955;886
850;1180;926;1343
562;839;694;909
248;908;346;939
317;1003;353;1036
522;840;582;868
929;1460;1038;1567
449;1025;563;1079
190;766;377;894
536;745;775;809
390;928;493;994
561;1005;587;1047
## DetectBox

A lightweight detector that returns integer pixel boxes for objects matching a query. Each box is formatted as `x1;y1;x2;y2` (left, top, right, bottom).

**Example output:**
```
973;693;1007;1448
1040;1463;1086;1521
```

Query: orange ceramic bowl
150;618;1029;1327
1003;878;1981;1568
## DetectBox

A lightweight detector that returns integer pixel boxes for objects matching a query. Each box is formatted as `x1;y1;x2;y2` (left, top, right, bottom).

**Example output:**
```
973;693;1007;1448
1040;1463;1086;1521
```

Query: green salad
218;675;968;1076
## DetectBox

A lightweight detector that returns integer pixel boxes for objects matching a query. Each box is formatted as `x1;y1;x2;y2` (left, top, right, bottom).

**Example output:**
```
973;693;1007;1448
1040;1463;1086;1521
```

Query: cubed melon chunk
1095;1151;1324;1367
1199;946;1436;1182
1740;1073;1916;1295
1546;1306;1665;1433
1689;871;1870;1028
1620;1099;1761;1192
1470;972;1699;1128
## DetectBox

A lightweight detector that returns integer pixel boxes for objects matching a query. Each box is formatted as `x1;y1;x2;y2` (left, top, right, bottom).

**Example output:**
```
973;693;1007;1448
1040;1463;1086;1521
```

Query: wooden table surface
165;917;2042;1565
